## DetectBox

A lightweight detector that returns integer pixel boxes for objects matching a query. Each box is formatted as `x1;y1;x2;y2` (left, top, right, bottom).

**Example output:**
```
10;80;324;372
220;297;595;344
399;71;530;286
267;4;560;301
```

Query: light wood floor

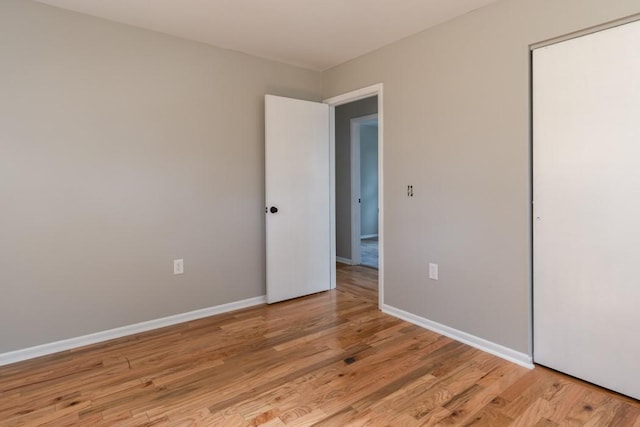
1;265;638;426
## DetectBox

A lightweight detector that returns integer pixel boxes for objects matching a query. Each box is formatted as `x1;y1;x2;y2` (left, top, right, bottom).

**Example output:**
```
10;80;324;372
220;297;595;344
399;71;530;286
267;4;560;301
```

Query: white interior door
265;95;331;303
533;20;640;399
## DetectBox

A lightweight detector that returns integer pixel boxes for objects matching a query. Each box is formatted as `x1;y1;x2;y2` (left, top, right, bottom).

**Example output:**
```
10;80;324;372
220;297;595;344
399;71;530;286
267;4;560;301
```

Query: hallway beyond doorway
360;236;378;269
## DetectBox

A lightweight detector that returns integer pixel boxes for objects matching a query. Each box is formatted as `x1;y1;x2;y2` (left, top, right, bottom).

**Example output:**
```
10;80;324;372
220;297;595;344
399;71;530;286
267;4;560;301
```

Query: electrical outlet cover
429;263;438;280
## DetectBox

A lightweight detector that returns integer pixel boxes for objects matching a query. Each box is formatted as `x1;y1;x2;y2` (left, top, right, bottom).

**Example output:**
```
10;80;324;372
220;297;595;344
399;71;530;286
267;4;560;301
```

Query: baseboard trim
381;304;534;369
336;256;353;265
361;234;378;239
0;295;267;367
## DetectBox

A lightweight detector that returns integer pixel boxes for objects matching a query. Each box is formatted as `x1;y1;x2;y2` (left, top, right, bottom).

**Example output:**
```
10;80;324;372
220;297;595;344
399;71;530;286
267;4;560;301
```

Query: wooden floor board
0;265;637;426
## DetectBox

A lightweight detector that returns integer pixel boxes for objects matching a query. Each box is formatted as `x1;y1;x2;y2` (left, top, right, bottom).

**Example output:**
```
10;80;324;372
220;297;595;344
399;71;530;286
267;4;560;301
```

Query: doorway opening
351;114;379;269
325;84;383;307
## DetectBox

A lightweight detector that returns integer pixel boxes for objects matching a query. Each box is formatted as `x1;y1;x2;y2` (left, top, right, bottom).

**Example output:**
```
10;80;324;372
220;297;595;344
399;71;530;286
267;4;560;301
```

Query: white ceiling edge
34;0;500;71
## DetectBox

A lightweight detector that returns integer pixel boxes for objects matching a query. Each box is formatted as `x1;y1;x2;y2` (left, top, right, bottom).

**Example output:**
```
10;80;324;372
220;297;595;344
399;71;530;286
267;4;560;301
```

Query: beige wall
323;0;640;354
0;0;321;353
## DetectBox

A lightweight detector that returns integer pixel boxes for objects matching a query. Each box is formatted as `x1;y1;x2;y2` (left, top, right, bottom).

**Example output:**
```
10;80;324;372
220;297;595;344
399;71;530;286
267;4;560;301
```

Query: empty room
1;0;639;425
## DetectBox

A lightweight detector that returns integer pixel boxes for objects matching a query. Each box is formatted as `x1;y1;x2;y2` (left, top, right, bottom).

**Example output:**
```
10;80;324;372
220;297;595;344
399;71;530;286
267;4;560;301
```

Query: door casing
325;84;384;308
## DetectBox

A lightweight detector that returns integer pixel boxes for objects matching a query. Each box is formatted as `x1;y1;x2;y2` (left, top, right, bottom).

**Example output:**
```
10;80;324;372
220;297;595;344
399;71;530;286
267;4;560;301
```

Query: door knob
270;206;278;214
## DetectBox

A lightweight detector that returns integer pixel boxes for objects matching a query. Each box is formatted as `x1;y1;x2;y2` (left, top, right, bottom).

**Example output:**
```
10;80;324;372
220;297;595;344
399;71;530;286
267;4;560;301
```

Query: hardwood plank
608;403;640;427
459;405;514;427
0;265;637;426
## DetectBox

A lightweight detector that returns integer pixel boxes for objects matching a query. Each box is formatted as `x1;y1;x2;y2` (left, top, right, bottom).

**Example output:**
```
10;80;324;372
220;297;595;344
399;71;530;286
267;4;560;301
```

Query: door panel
533;20;640;399
265;95;330;303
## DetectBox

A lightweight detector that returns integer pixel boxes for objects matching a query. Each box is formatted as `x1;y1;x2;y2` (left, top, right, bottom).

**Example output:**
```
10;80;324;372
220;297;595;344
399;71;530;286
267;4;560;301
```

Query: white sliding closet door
533;20;640;399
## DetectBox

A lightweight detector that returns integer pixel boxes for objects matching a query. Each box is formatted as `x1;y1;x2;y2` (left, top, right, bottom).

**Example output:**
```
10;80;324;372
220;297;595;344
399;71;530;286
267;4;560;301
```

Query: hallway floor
360;236;378;269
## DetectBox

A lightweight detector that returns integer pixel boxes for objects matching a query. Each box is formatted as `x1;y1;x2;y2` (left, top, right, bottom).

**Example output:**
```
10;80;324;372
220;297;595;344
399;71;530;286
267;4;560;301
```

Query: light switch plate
174;259;184;275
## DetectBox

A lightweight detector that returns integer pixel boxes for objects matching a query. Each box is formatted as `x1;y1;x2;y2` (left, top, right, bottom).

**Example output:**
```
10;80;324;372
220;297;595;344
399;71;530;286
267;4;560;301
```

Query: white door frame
350;113;378;266
324;83;384;308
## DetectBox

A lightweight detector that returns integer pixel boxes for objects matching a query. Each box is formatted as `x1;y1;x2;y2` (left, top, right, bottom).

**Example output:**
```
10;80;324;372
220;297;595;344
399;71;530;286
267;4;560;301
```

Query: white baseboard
381;304;533;369
361;234;378;239
336;256;353;265
0;295;267;367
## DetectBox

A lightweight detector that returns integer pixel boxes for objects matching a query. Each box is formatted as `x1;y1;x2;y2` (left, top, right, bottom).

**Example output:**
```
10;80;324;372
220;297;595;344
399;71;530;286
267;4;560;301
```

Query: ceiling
36;0;499;71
